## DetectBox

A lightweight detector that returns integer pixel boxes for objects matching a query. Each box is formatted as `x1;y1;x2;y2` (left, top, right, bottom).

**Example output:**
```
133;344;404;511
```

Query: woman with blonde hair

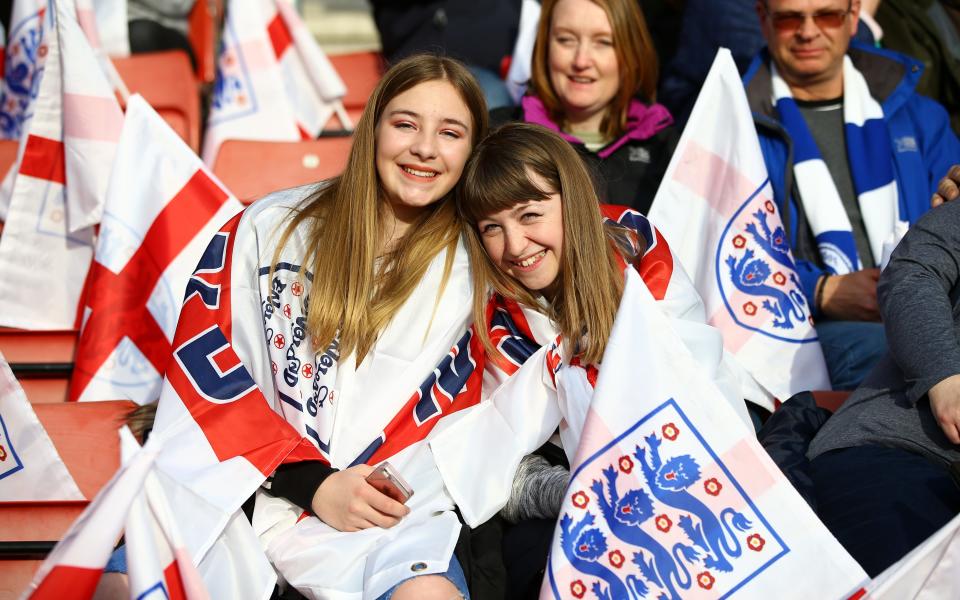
131;54;491;600
494;0;676;214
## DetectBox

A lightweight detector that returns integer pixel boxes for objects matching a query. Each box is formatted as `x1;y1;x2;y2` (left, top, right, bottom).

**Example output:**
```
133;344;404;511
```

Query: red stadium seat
0;139;18;179
212;137;354;203
812;390;851;413
326;51;384;130
0;400;133;596
112;51;201;152
188;0;221;84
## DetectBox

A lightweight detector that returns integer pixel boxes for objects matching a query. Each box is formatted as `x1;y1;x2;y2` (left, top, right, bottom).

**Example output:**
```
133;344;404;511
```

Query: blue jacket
742;42;960;315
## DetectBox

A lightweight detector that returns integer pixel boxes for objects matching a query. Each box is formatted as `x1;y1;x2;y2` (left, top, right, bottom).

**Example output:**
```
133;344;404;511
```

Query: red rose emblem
704;478;722;496
698;571;715;590
608;550;625;568
747;533;766;551
572;491;590;509
733;234;746;248
662;423;679;441
743;302;758;316
773;272;786;285
655;514;672;532
765;200;775;213
619;456;634;473
570;580;586;598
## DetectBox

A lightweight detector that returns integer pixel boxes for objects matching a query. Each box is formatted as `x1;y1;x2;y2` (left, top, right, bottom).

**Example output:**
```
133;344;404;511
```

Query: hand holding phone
365;461;414;504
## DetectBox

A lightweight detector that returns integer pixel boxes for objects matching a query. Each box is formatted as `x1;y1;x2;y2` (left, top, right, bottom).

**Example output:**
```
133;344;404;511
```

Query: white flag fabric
856;512;960;599
540;269;864;598
505;0;540;104
0;0;123;330
76;0;129;56
432;269;867;599
23;428;158;599
201;0;347;165
648;49;830;404
69;94;242;404
0;352;82;501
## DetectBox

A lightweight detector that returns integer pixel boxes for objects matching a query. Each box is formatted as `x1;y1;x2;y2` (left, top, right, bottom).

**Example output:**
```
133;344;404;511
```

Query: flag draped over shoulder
201;0;347;165
0;0;123;330
648;49;830;404
540;269;865;599
69;95;242;404
0;352;82;501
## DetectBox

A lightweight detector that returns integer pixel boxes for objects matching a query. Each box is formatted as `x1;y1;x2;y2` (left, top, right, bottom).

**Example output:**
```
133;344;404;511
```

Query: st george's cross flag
0;0;123;330
0;352;82;501
648;49;830;405
201;0;347;165
69;95;242;404
543;270;867;599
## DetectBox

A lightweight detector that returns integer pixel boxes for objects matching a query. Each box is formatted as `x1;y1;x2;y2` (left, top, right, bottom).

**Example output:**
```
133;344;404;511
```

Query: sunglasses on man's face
767;9;850;32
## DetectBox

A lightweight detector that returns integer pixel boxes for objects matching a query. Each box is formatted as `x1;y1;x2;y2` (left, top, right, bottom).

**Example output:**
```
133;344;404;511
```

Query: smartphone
365;461;414;504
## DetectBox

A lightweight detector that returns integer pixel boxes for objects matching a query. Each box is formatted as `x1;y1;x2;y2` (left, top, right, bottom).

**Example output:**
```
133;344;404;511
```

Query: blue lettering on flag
174;325;257;403
184;233;230;308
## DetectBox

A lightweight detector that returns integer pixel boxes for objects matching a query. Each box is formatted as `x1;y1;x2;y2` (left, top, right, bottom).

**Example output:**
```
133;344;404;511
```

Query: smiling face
759;0;859;100
476;172;565;297
375;80;474;226
547;0;620;133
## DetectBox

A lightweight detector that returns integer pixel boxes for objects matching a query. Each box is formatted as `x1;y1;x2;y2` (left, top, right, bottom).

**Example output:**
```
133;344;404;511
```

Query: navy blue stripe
279;390;303;412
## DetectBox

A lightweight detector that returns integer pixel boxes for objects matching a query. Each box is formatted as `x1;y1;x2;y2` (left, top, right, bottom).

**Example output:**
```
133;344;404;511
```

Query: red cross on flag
0;0;124;330
69;95;242;404
201;0;347;165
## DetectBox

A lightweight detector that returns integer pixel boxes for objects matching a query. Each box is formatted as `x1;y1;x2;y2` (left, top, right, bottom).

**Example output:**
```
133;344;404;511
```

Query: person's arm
878;202;960;440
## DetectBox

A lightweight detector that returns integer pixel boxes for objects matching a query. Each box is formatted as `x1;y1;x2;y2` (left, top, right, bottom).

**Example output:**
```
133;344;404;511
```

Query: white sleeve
429;346;562;528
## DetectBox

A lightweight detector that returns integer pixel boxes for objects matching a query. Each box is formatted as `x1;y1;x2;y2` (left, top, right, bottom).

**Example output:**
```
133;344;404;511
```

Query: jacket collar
520;95;673;159
742;41;923;120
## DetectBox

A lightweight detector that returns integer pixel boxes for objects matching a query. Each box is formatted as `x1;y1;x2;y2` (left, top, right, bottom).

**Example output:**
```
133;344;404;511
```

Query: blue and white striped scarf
772;56;899;274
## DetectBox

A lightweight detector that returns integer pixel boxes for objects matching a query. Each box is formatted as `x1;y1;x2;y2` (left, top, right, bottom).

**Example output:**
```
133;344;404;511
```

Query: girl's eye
521;212;541;222
597;38;614;47
479;223;501;235
394;121;416;130
554;35;575;45
441;129;463;139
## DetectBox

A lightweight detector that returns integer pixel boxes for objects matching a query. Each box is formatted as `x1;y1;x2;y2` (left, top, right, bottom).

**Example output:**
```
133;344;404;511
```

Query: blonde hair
457;123;626;364
530;0;659;140
272;55;488;361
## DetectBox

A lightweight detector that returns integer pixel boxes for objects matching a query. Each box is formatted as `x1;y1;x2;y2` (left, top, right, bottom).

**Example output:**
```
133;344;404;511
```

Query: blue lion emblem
719;205;813;340
637;434;752;573
559;512;649;600
0;12;45;139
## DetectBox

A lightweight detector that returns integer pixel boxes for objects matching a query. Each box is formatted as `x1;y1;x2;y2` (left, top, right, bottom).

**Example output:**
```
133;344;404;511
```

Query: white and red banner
0;0;123;330
24;428;219;600
648;49;830;405
201;0;347;165
0;352;82;501
540;269;864;598
69;94;241;404
75;0;129;57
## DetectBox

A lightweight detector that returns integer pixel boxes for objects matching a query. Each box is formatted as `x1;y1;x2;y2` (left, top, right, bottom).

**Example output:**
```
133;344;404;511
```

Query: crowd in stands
7;0;960;598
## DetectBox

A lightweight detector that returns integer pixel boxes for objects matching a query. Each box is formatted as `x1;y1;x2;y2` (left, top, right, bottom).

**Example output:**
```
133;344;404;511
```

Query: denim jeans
814;320;887;390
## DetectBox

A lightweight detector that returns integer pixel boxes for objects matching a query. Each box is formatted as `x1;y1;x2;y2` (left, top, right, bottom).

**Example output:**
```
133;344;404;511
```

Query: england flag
201;0;347;165
0;0;123;330
648;49;831;405
69;94;242;404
